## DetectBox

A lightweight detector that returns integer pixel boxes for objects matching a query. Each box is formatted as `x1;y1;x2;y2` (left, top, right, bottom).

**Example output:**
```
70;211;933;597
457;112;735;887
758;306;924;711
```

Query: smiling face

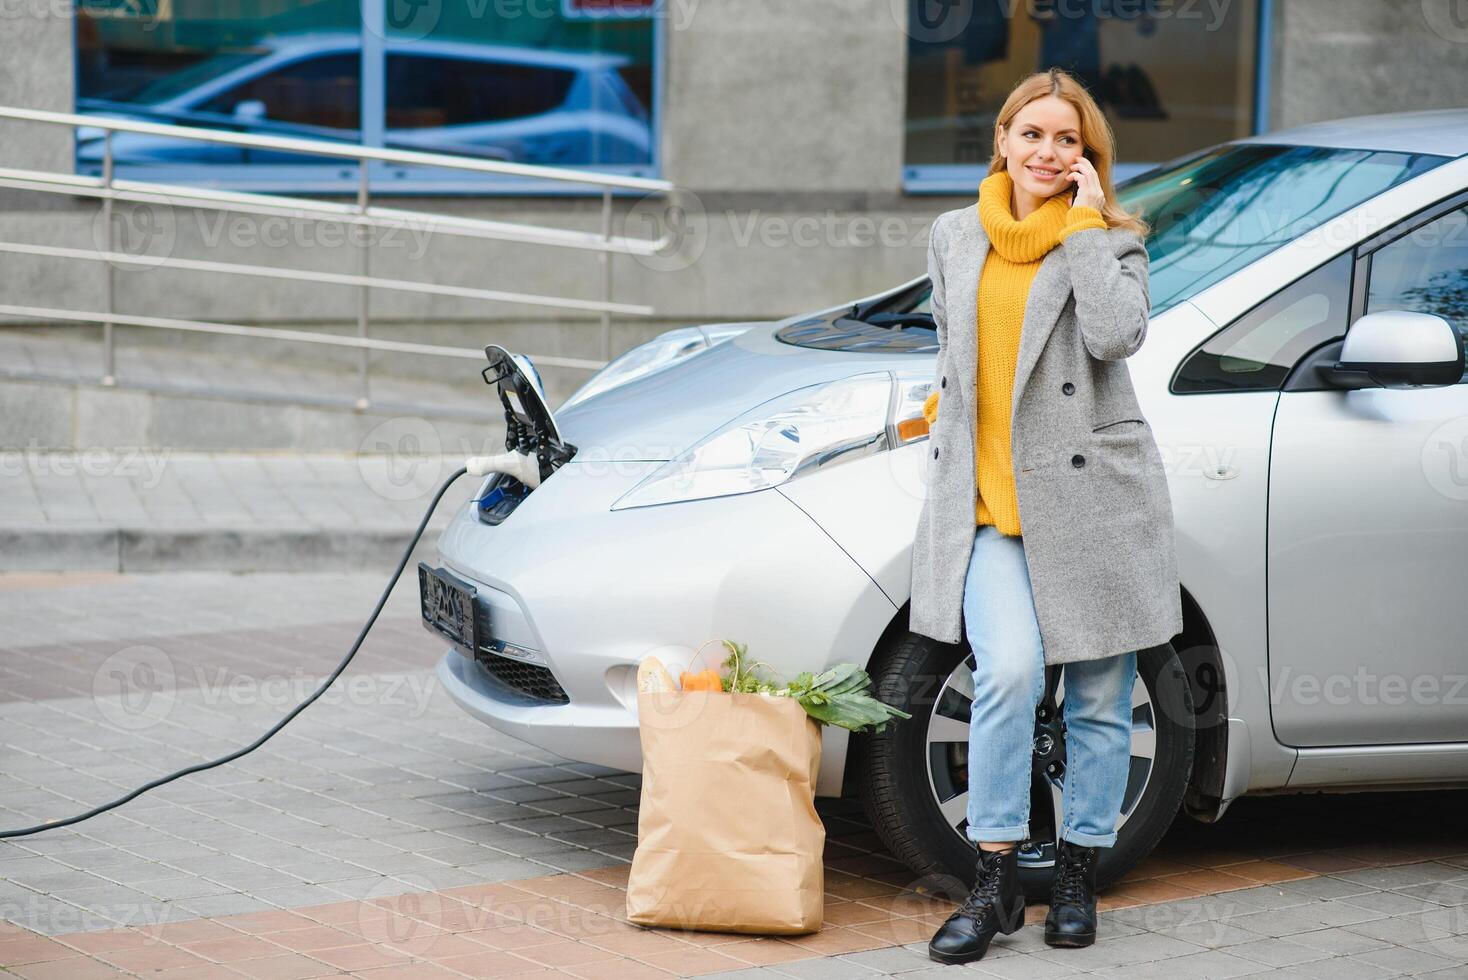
997;95;1087;218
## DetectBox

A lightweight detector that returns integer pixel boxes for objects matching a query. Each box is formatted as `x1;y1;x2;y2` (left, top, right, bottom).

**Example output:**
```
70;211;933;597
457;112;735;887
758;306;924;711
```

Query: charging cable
0;465;473;839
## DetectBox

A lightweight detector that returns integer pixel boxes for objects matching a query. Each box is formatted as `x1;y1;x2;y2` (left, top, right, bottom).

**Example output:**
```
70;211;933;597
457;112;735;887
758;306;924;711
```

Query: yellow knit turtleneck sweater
923;168;1107;535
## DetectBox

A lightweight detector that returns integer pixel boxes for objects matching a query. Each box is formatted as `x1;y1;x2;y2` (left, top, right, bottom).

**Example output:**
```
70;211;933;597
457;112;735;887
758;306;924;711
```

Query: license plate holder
418;563;480;657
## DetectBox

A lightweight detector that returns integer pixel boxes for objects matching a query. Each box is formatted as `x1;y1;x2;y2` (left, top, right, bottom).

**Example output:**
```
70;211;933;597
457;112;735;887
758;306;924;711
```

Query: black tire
859;630;1194;902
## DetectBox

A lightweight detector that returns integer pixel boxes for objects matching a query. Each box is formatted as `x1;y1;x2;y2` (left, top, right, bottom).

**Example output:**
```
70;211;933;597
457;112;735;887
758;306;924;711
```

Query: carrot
679;669;725;692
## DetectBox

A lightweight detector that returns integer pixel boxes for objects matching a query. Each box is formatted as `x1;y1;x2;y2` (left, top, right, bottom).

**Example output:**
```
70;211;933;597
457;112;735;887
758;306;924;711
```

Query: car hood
553;321;916;462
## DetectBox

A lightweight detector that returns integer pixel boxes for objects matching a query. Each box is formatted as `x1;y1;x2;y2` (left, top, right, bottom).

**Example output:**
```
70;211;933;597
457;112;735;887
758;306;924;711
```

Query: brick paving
2;571;1467;978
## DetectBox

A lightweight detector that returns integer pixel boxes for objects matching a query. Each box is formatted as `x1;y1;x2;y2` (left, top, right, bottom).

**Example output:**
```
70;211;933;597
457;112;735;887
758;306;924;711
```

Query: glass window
1117;144;1447;317
1171;251;1352;394
73;0;660;193
198;53;361;130
385;55;575;128
904;0;1263;191
1366;203;1468;376
382;11;654;171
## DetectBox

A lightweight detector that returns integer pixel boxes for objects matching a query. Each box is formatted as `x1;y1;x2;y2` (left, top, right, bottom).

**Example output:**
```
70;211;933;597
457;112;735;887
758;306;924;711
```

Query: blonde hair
988;67;1149;239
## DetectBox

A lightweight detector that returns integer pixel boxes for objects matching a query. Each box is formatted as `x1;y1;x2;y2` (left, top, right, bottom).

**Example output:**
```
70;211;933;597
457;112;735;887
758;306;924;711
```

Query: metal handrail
0;304;605;371
0;242;655;317
0;104;678;408
0;167;671;257
0;106;672;190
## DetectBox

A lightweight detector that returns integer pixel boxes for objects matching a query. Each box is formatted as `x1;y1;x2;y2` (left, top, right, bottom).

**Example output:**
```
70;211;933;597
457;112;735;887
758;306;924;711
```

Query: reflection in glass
1117;144;1447;317
905;0;1259;186
380;6;653;167
1367;205;1468;349
1172;251;1352;394
74;0;658;184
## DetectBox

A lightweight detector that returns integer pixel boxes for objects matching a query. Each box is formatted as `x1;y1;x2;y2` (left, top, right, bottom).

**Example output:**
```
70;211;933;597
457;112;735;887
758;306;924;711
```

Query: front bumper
429;459;898;797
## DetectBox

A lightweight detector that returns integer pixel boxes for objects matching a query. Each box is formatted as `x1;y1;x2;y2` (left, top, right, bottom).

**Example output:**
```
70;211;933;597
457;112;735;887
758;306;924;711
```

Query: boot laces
957;848;1011;918
1051;846;1094;908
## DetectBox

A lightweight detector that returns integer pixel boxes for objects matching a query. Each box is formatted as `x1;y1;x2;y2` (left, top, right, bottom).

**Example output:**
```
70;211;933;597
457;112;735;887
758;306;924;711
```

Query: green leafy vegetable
716;642;911;734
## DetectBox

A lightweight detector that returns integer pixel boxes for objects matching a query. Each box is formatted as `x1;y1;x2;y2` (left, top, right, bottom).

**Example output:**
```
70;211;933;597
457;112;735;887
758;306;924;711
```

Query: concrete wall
0;0;932;367
1;0;1465;376
1269;0;1468;130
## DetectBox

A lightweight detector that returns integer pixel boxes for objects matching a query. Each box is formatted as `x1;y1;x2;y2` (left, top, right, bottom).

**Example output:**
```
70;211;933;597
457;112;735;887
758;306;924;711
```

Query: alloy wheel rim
922;652;1157;870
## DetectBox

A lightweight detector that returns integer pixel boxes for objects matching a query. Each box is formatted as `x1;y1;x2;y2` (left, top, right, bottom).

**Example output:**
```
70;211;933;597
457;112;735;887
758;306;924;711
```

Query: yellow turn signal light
897;417;930;442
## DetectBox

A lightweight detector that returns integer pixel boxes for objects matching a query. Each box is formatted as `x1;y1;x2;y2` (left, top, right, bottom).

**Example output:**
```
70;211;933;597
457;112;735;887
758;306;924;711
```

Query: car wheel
859;630;1194;901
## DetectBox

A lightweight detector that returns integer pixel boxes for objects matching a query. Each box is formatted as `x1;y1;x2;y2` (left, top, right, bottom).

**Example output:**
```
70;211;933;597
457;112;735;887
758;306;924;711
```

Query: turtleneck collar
976;168;1073;263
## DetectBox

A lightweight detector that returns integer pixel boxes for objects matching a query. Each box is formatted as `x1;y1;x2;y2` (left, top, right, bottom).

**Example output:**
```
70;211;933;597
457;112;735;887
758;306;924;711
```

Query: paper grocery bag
625;689;825;935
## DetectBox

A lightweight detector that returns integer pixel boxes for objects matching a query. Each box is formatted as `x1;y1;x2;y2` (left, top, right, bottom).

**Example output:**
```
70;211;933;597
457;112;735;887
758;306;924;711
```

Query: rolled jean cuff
966;823;1029;844
1060;826;1117;848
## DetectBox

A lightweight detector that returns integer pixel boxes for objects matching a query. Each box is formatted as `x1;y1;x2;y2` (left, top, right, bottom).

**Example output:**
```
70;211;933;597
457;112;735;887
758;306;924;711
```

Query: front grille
471;600;568;704
474;650;570;704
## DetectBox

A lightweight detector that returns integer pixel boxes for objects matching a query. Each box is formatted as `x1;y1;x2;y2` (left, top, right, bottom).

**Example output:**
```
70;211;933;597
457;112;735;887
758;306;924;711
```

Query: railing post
101;131;116;386
601;187;612;362
356;158;370;411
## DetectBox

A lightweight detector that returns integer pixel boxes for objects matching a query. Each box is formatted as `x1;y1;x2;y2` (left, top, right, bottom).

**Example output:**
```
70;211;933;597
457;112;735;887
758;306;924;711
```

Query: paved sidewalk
2;571;1467;978
0;452;477;572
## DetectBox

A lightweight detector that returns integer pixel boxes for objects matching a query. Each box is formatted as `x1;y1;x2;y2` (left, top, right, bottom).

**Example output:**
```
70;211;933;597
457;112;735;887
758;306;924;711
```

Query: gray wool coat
908;202;1184;666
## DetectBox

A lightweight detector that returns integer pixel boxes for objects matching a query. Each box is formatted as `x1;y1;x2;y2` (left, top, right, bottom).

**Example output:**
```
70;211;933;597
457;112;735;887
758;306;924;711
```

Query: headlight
610;370;934;511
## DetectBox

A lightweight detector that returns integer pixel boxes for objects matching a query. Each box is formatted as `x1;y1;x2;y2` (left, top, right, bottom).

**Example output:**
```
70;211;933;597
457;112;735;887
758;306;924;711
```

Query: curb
0;523;452;573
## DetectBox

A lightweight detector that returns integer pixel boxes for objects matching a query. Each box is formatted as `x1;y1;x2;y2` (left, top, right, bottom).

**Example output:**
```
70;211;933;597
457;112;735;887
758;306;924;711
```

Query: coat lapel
944;205;1071;428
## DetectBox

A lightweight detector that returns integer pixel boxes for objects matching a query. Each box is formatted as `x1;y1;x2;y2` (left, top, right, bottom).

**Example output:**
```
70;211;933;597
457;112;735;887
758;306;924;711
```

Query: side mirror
1315;310;1464;389
232;99;267;123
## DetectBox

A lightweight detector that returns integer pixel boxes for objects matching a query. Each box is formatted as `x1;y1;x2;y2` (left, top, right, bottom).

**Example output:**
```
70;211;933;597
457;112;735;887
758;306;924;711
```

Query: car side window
1364;203;1468;383
1171;251;1353;394
197;54;360;130
386;55;576;128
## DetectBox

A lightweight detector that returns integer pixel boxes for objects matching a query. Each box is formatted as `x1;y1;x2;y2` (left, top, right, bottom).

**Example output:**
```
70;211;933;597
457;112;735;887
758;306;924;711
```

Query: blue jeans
962;523;1137;848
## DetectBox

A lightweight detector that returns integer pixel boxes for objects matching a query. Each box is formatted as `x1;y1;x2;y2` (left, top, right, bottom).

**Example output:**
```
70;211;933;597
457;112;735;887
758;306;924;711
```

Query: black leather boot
1044;838;1100;947
927;844;1026;964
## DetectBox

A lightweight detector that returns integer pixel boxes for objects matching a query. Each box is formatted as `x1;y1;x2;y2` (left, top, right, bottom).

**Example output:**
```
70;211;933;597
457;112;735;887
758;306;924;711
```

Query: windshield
92;50;269;105
1117;143;1447;315
895;143;1448;321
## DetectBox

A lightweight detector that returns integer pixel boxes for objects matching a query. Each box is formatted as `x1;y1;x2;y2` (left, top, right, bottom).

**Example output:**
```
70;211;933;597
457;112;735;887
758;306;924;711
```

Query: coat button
933;447;940;460
941;376;947;389
1071;453;1085;468
1062;382;1075;395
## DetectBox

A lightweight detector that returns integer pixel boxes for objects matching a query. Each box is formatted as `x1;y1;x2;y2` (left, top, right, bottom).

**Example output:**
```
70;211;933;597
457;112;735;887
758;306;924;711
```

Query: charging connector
465;450;542;489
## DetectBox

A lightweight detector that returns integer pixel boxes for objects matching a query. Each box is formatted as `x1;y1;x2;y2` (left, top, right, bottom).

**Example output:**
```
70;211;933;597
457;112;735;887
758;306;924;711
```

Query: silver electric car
426;108;1468;897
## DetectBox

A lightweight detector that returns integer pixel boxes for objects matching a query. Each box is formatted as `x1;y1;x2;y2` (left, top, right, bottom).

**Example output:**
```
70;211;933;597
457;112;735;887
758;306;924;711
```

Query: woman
911;68;1184;965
